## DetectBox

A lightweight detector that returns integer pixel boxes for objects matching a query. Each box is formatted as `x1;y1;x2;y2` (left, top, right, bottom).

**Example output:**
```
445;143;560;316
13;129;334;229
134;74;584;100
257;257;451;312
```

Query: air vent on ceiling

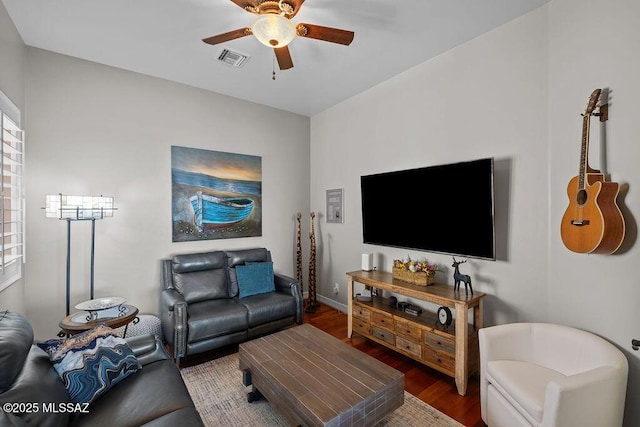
217;48;250;68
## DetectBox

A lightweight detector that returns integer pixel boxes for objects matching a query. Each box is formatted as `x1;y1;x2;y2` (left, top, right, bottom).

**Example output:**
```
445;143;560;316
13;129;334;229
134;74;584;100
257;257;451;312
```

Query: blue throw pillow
237;261;275;298
37;324;140;404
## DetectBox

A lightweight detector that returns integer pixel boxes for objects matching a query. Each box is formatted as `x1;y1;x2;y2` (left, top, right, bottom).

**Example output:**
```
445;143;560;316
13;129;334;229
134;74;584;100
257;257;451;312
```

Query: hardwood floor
179;301;485;426
305;303;485;427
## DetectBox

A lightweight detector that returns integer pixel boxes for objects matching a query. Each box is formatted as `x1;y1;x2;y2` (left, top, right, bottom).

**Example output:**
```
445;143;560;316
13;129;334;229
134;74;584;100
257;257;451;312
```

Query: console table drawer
352;305;371;322
424;331;455;354
396;336;422;358
423;347;455;372
371;312;394;330
353;319;372;336
395;319;423;340
372;326;395;345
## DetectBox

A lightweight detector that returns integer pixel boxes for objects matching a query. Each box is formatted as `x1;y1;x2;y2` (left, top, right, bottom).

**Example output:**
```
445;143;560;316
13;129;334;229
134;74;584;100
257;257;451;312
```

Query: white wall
24;48;310;339
0;0;25;313
311;8;549;324
547;0;640;424
311;1;640;425
0;1;24;109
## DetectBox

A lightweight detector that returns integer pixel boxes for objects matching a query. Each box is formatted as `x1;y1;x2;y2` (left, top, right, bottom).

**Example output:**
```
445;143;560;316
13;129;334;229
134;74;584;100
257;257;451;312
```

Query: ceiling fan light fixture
252;14;296;48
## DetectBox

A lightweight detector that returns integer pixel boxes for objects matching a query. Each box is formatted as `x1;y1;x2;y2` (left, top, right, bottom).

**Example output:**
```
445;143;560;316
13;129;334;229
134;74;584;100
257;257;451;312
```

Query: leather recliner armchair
160;248;303;365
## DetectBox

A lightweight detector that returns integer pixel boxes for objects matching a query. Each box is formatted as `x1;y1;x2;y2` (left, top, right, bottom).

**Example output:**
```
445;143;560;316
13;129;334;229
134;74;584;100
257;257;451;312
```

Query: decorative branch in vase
296;213;303;294
306;212;319;313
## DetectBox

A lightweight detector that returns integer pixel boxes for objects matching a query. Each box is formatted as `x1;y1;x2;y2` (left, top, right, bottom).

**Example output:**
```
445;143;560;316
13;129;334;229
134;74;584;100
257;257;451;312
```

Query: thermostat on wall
326;188;343;223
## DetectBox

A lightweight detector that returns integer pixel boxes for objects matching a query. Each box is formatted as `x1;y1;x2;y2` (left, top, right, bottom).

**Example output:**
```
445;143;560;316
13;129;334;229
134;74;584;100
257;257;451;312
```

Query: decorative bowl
75;296;126;311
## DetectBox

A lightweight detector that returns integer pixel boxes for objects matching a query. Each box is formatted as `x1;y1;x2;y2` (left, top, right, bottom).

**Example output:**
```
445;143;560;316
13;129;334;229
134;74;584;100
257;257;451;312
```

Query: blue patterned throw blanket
38;324;140;404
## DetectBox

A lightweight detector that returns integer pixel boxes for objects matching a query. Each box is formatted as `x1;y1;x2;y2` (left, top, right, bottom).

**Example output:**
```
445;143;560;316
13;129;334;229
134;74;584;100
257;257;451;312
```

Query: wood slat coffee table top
239;324;404;427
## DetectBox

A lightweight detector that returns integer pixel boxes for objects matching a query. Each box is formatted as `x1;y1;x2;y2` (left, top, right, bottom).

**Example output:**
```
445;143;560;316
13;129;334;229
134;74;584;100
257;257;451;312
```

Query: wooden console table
347;270;485;396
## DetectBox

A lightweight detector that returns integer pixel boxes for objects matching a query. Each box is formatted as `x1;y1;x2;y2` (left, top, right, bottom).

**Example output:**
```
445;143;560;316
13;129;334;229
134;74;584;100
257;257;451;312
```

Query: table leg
475;299;484;331
454;302;469;396
122;316;140;338
347;276;353;338
242;369;263;402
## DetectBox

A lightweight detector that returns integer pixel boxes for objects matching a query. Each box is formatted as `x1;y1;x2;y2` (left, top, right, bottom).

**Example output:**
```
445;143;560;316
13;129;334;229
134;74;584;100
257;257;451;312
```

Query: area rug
180;353;464;427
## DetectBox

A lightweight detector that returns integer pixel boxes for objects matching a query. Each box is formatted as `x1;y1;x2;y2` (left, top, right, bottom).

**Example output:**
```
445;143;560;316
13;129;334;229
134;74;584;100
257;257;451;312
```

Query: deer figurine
452;257;473;295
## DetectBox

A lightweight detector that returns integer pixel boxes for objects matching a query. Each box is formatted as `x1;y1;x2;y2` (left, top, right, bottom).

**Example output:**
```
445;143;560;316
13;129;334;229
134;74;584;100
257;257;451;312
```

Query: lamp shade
45;194;115;220
252;14;296;48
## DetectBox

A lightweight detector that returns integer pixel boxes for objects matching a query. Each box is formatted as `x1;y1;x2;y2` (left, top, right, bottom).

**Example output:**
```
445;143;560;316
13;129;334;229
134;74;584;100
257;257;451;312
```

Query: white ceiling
2;0;550;117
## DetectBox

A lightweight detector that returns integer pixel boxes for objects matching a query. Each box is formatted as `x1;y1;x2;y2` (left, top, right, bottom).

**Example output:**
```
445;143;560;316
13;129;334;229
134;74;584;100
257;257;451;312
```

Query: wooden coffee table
239;324;404;426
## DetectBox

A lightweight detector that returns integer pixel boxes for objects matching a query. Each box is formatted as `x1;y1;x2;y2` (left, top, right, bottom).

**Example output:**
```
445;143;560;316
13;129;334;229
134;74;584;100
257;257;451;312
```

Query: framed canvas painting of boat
171;146;262;242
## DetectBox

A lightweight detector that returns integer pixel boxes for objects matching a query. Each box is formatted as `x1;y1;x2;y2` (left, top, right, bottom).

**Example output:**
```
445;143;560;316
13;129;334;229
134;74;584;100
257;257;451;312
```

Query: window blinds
1;109;24;288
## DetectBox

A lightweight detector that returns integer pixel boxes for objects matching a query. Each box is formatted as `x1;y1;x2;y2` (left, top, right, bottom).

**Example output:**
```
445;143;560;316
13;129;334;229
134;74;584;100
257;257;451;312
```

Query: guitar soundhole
576;189;588;205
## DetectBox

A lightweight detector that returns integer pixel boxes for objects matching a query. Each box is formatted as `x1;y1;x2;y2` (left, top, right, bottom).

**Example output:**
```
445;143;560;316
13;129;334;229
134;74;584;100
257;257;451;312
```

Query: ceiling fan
202;0;354;70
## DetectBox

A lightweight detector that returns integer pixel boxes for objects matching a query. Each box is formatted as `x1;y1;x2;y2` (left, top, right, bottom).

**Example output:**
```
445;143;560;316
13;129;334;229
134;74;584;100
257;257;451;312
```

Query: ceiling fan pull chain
272;57;277;81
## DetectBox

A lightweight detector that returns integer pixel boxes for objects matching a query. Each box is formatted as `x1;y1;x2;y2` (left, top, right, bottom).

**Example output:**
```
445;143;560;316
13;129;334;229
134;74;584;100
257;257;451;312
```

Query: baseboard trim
317;295;348;313
302;291;348;314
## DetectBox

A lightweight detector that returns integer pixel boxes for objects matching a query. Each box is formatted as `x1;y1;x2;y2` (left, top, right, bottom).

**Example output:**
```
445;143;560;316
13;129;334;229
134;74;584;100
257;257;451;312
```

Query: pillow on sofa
237;261;275;298
37;324;140;404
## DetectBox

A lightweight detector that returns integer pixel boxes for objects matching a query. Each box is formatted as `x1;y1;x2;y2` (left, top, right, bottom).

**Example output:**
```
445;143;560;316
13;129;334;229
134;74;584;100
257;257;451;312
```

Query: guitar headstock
584;88;602;116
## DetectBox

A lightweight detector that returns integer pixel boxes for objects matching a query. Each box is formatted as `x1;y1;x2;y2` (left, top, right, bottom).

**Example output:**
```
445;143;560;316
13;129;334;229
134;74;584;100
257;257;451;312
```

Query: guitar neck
577;113;591;190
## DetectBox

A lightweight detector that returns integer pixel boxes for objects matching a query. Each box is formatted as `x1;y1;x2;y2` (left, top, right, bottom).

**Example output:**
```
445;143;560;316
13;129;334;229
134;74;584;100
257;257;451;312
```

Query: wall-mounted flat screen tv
360;157;495;260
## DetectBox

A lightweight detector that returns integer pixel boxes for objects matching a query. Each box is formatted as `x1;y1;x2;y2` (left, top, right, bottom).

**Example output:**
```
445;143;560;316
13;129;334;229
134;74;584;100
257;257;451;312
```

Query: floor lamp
44;194;116;316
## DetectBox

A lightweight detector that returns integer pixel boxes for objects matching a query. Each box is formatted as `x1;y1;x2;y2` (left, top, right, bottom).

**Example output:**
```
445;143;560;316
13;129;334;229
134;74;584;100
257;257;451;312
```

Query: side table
59;304;139;336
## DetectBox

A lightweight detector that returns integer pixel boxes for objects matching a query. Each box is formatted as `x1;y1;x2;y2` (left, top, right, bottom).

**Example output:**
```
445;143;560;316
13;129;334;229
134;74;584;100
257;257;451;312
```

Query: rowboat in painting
190;191;254;228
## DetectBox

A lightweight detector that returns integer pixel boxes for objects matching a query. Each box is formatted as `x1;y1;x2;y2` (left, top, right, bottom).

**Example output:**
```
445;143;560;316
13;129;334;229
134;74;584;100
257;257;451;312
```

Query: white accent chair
479;323;628;427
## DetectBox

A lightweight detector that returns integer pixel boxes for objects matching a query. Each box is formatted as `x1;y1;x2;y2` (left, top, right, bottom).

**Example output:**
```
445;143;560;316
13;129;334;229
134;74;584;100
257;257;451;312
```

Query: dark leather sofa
0;311;204;427
160;248;303;365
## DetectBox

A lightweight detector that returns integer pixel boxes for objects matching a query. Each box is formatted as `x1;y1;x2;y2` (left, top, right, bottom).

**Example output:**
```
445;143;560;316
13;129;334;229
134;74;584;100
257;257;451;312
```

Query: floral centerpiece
392;257;437;286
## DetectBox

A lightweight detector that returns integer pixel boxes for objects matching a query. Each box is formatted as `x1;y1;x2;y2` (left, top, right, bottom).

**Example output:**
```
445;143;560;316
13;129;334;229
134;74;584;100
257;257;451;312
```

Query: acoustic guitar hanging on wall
560;88;625;254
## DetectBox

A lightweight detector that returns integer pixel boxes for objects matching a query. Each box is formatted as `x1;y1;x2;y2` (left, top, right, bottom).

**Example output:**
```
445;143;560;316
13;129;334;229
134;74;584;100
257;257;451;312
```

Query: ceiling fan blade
296;23;354;46
202;28;252;46
230;0;258;13
274;46;294;70
285;0;306;18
